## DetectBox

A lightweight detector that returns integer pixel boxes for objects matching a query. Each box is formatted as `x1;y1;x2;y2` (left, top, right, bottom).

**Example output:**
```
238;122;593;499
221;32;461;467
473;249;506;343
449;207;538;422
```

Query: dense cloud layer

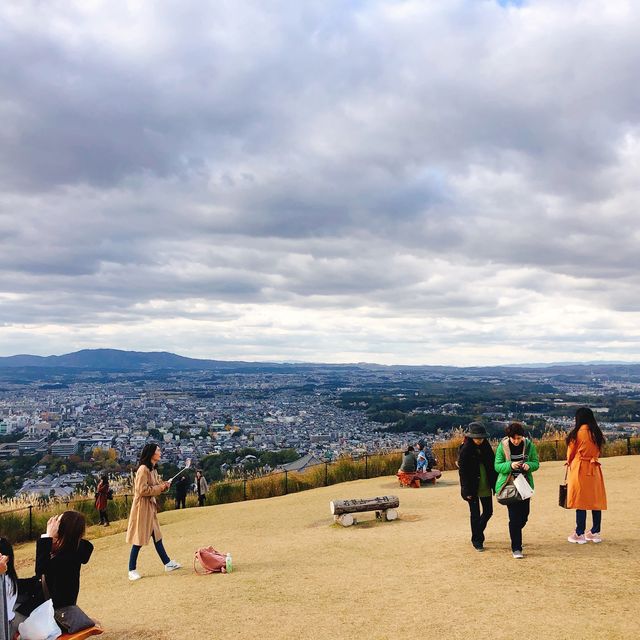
1;0;639;364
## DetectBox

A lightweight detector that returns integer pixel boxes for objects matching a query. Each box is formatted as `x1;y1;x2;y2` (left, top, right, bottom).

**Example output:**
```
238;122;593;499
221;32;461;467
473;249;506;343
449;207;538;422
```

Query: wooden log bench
330;496;399;527
59;628;104;640
397;469;442;487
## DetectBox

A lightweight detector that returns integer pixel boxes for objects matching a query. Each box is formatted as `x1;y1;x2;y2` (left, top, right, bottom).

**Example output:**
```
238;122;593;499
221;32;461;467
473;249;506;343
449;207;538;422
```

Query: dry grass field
12;456;640;640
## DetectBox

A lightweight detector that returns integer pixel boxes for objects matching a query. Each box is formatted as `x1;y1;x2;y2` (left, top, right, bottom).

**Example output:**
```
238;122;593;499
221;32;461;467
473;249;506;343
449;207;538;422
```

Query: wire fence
1;436;638;544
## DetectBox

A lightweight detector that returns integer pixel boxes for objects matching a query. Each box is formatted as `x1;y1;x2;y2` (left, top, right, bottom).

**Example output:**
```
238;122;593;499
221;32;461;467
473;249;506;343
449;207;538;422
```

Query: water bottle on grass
225;553;233;574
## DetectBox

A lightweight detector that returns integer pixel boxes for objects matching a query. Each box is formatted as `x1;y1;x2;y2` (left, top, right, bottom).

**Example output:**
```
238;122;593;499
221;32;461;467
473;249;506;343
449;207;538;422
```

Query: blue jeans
576;510;601;535
129;533;170;570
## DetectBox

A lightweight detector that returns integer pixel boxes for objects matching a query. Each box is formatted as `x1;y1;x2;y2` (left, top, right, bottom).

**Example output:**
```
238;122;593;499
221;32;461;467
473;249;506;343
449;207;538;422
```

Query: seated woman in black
37;510;93;608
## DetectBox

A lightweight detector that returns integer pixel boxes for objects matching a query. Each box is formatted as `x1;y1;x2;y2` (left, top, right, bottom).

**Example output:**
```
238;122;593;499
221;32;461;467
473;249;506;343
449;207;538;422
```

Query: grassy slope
13;456;640;640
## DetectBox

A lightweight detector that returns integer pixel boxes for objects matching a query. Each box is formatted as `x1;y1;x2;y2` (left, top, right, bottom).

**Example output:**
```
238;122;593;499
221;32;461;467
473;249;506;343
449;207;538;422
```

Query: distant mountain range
0;349;638;373
0;349;237;370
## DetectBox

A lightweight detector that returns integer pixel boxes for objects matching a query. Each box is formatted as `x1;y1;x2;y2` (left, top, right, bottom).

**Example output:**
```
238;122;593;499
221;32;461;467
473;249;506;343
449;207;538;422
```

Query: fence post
365;454;369;479
554;439;559;460
243;475;247;500
284;470;288;495
443;449;446;470
324;463;328;486
28;505;33;540
627;437;631;455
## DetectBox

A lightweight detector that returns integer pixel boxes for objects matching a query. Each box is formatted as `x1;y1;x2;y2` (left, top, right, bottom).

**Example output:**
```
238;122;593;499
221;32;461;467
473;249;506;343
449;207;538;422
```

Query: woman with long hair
566;407;607;543
126;443;181;581
37;511;93;609
95;474;110;526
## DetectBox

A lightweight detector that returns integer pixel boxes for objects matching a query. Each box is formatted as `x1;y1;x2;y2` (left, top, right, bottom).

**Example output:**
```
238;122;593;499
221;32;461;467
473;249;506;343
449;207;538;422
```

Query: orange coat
566;425;607;510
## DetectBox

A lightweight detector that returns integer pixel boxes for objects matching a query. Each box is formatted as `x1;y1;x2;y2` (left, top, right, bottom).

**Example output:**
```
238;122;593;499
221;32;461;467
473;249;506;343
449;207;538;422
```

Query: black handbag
54;605;95;633
41;575;95;634
559;465;569;509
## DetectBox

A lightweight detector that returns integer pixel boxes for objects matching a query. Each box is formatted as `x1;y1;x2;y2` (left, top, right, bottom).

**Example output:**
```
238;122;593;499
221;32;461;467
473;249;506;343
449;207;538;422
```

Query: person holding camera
458;423;497;552
126;443;181;581
494;422;539;559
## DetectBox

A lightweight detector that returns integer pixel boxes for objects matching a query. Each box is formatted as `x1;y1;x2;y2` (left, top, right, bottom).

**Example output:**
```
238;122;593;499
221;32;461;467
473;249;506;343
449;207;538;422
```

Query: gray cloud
1;0;640;363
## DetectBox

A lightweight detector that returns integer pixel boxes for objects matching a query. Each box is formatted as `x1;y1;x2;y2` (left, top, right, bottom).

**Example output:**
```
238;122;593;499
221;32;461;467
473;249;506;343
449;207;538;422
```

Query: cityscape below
1;349;639;499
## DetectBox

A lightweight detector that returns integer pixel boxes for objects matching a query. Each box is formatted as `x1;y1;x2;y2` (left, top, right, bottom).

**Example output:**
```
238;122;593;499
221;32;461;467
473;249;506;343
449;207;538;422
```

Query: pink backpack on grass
193;546;227;574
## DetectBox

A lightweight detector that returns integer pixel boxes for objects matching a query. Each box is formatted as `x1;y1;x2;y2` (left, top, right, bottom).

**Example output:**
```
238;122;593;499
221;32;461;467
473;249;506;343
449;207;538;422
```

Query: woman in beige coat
126;443;181;581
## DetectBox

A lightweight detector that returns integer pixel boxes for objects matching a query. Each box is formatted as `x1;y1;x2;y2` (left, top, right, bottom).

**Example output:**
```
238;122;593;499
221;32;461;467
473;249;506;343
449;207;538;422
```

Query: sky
1;0;639;366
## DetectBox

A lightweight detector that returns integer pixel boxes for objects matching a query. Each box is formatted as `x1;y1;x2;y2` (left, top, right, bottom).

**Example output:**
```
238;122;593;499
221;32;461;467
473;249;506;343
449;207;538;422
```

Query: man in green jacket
495;423;540;558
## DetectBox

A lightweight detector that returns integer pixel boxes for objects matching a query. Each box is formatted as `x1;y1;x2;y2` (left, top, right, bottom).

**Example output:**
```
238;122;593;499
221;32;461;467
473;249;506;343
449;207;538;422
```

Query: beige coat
125;465;166;546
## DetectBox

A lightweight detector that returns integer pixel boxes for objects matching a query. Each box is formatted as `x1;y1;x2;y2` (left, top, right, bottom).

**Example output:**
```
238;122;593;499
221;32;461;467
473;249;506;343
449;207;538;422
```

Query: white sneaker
128;570;141;581
512;550;524;559
165;560;181;572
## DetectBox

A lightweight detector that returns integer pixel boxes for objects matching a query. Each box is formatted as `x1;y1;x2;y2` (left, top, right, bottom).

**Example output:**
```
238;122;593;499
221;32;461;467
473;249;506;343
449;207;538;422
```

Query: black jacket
174;475;188;498
36;536;93;608
458;438;497;500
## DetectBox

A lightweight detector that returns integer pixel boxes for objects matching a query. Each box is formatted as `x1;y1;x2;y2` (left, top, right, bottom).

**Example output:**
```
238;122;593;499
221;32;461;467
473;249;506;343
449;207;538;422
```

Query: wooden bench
330;496;399;527
397;469;442;487
59;627;103;640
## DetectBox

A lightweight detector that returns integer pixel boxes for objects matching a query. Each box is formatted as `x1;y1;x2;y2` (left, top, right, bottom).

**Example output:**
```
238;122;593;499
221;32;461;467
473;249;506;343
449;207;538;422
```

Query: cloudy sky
1;0;639;365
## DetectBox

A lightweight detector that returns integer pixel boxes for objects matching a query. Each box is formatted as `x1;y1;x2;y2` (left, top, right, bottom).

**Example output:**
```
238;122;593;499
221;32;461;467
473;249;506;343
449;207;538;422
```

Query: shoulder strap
501;438;510;460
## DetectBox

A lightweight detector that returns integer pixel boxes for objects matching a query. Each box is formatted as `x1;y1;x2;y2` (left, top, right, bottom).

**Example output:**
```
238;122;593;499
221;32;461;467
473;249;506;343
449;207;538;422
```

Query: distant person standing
195;470;208;507
95;475;110;526
458;423;497;552
494;423;539;559
566;407;607;544
174;474;188;510
126;443;181;581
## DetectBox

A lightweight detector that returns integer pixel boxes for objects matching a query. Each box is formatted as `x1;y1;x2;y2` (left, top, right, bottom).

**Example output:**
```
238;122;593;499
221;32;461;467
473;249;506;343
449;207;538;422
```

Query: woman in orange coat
566;407;607;544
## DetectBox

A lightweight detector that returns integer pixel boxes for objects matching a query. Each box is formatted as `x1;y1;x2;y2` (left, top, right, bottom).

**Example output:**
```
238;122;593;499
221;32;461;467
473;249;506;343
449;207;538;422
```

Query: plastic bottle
225;552;232;574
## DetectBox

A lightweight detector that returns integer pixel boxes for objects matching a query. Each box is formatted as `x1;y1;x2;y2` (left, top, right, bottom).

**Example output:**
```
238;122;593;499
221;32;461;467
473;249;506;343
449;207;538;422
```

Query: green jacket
494;438;540;494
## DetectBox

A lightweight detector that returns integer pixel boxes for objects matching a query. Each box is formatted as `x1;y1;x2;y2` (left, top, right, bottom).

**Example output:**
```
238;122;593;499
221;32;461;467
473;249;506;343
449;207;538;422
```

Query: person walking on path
458;422;497;552
174;474;188;509
495;422;539;559
566;407;607;544
195;470;209;507
95;475;110;526
126;443;181;581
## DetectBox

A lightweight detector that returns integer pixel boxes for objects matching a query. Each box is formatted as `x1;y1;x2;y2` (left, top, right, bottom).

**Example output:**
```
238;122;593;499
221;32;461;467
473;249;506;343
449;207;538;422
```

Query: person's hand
466;495;474;501
521;463;530;471
162;481;170;492
46;515;61;538
0;554;8;575
511;462;520;470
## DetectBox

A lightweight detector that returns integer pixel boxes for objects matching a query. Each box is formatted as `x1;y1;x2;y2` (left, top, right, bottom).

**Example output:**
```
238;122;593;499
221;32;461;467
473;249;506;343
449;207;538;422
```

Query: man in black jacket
458;423;497;552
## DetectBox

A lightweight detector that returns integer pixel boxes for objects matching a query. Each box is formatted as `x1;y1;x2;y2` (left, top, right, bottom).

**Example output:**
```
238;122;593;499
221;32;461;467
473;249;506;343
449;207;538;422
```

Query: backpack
193;546;227;575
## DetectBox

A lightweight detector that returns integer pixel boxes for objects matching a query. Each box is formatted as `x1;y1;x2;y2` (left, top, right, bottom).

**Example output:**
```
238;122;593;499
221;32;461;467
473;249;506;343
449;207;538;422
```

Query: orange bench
60;628;103;640
397;469;442;487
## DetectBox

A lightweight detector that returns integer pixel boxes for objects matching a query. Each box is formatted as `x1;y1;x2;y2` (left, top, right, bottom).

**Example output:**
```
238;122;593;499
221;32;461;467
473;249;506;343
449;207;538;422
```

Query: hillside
13;457;640;640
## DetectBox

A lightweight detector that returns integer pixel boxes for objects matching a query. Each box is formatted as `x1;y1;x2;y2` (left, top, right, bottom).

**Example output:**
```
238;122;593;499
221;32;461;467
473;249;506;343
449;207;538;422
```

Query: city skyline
2;1;640;366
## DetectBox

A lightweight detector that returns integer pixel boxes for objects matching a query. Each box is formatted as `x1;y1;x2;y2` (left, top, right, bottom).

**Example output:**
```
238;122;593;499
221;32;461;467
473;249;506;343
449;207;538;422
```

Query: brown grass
11;456;639;640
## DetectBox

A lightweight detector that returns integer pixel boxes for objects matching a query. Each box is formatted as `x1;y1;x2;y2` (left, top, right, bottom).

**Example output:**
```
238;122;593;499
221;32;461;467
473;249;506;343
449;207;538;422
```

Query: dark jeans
468;496;493;547
99;509;109;525
576;509;601;535
175;495;186;509
198;494;206;507
506;498;530;552
129;533;170;570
